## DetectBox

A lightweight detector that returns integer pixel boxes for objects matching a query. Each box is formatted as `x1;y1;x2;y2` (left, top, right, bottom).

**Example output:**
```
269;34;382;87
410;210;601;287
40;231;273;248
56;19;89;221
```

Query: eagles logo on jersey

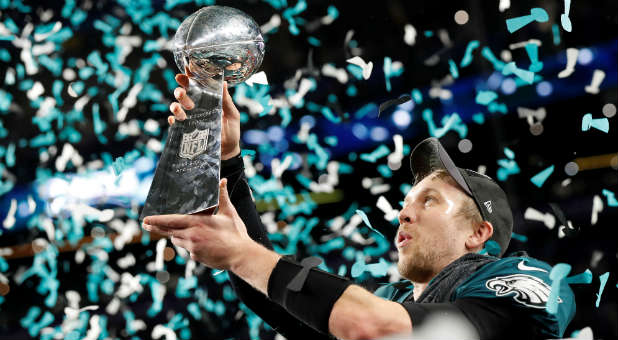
485;274;561;309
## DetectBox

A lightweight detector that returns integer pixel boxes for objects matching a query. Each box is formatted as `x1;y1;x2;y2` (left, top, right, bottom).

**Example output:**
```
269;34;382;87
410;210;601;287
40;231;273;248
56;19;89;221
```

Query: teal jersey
375;255;576;338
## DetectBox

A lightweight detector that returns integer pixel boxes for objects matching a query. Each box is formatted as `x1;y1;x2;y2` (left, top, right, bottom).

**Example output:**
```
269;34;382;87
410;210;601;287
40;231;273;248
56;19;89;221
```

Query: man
143;74;576;339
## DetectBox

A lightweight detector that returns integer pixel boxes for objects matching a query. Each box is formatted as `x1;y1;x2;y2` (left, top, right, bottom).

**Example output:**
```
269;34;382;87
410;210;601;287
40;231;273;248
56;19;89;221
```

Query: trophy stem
140;75;224;220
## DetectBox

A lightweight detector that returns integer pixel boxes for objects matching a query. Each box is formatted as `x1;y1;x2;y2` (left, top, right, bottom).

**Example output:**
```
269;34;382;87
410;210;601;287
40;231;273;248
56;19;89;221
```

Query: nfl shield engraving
140;6;264;219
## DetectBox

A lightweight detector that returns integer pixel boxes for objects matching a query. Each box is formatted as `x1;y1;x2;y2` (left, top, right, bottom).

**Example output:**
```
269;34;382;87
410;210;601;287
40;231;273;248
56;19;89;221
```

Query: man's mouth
397;231;412;249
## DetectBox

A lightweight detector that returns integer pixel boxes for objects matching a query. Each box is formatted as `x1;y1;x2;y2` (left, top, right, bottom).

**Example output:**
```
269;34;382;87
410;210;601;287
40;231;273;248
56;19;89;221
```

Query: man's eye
424;196;435;204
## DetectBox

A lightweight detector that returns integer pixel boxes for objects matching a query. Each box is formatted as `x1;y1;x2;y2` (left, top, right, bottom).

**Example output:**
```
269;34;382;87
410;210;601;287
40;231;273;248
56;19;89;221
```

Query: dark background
0;0;616;339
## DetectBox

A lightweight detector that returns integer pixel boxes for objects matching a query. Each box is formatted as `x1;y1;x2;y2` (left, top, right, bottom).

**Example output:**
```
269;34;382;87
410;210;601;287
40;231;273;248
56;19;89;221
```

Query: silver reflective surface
173;6;265;86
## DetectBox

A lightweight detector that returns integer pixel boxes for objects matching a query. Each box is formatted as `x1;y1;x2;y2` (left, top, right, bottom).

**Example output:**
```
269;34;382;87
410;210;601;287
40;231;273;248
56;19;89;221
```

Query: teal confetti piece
481;47;505;71
5;143;15;167
30;131;56;147
93;19;113;33
460;40;480;67
472;113;485;124
307;36;321;46
0;48;11;62
497;158;521;179
411;89;422;104
476;90;498;105
355;209;386;239
324;136;338;146
38;55;63;76
595;272;610;307
326;5;339;20
502;62;535;84
552;23;561;45
187;302;201;319
479;240;501;256
354;103;377;119
71;9;87;26
547;263;570;314
320;106;341;123
581;113;609;133
47;27;73;44
3;17;19;34
511;232;527;242
530;165;554;188
448;59;459;79
383;56;404;92
377;164;392;178
488;102;507;114
601;189;618;207
0;90;13;112
504;147;515;160
525;43;543;72
359;144;390;163
506;8;548;33
92;103;108;144
424;30;433;37
566;269;592;285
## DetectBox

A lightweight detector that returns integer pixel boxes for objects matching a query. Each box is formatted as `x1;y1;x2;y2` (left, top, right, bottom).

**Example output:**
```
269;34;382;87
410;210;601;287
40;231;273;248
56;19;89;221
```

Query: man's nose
398;207;413;224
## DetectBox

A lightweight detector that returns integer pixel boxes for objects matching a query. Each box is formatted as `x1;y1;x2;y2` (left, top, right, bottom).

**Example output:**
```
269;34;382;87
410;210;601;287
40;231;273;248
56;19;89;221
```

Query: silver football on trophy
173;6;265;86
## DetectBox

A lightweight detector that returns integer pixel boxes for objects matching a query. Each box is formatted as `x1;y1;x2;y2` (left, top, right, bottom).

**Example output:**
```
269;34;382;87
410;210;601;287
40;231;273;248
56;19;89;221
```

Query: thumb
222;82;240;120
217;178;234;215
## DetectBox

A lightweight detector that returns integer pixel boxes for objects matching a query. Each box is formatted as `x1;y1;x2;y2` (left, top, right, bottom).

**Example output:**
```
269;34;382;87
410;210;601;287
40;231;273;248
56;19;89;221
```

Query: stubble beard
397;243;440;283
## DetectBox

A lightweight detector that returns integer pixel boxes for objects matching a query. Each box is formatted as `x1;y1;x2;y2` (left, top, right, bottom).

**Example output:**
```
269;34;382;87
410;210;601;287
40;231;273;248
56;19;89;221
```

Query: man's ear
466;221;494;251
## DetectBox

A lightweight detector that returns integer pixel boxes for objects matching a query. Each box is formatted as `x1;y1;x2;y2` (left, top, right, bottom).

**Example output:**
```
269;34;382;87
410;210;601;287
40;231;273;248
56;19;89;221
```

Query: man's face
396;172;474;282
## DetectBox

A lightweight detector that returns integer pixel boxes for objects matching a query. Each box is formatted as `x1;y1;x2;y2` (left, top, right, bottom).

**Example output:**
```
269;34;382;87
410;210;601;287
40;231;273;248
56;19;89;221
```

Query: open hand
142;178;253;269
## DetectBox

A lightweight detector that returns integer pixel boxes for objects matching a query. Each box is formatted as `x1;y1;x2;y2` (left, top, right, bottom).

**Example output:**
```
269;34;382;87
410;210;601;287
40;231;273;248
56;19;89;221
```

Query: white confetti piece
346;56;373;80
585;69;605;94
403;24;417;46
288;78;314;106
27;81;45;100
260;14;281;34
558;48;579;78
591;195;603;225
152;324;177;340
376;196;399;221
245;71;268;86
509;39;542;50
524;207;556;229
34;21;62;42
2;198;16;229
321;64;348;83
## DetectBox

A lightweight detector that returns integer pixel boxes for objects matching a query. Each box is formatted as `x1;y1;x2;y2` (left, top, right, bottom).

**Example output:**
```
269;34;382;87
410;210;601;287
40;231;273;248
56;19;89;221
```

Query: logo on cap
484;200;493;213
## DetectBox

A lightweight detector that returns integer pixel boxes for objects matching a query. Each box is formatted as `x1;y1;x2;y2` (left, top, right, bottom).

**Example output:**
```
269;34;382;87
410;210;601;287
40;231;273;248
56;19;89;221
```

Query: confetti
561;0;573;32
581;113;609;133
355;209;386;239
547;263;570;314
530;165;554;188
346;56;373;80
378;94;411;115
595;272;610;307
460;40;480;67
505;8;549;33
601;189;618;207
558;49;579;79
584;69;605;94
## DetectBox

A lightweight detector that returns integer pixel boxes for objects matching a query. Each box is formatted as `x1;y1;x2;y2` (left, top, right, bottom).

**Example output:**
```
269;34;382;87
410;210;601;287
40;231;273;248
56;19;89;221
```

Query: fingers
168;115;175;126
143;214;202;230
175;73;189;88
169;102;187;121
174;87;194;110
170;236;190;250
216;178;233;215
222;82;240;120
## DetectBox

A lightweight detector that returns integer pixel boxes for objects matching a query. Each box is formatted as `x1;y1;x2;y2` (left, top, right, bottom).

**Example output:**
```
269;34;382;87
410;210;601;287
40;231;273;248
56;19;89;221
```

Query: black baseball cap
409;137;513;257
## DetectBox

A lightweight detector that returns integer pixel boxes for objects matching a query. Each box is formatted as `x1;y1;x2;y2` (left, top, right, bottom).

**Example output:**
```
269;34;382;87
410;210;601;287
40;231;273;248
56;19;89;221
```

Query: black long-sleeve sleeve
221;154;333;340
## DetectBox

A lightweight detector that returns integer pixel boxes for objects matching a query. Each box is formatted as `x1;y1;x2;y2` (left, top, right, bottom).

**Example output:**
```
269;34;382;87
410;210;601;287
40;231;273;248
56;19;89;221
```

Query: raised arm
143;180;413;339
168;75;332;339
